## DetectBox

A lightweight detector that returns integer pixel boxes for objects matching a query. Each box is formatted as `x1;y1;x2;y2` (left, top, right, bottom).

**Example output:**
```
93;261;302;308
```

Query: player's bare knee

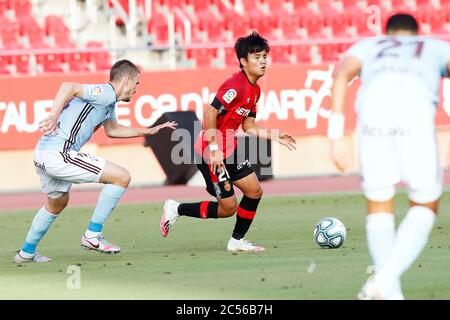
255;186;263;199
246;187;263;199
115;169;131;188
220;202;238;217
223;206;237;217
122;170;131;187
46;204;64;214
46;194;69;214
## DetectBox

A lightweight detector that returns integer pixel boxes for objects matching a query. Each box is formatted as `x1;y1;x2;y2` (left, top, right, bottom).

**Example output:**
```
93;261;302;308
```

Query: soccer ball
314;217;346;249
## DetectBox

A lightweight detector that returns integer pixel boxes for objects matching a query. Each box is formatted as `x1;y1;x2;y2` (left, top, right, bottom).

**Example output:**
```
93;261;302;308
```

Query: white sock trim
84;230;101;238
366;212;395;224
407;206;436;225
366;212;395;271
376;205;436;292
41;206;59;218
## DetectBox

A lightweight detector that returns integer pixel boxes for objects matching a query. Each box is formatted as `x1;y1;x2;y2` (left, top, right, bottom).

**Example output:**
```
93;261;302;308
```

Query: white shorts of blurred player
33;149;106;199
357;123;443;204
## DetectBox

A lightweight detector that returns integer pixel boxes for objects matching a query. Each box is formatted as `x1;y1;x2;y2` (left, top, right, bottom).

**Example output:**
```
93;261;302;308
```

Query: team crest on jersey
90;86;103;96
222;89;237;104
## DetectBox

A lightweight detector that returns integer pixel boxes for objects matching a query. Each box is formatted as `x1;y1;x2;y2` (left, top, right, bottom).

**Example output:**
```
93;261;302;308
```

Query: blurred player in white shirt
329;13;450;299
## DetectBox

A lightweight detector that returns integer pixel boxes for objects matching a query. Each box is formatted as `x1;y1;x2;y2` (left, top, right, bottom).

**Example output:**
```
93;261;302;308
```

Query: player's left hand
330;138;351;173
148;121;178;135
39;114;58;136
277;132;297;151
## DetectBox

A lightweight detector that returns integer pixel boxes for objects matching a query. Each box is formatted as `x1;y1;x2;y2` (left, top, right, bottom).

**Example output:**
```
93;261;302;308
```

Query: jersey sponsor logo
33;160;46;172
222;89;237;104
90;85;103;96
236;159;251;170
236;107;250;117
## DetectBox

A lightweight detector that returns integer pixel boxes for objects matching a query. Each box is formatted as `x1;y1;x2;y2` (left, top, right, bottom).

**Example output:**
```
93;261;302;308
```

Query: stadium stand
0;0;449;75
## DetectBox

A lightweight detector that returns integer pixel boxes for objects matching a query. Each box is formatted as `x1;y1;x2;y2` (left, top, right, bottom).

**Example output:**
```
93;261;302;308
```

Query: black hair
234;31;270;68
109;59;140;82
385;13;419;34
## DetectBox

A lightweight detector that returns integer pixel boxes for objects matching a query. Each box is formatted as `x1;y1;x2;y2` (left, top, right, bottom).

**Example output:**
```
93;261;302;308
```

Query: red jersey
194;70;261;159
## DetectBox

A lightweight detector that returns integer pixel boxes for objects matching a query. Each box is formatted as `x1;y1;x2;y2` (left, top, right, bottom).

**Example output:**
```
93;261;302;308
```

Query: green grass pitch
1;191;450;299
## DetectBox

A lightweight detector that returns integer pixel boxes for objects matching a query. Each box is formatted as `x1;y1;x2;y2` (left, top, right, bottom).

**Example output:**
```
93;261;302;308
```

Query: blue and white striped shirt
37;83;117;152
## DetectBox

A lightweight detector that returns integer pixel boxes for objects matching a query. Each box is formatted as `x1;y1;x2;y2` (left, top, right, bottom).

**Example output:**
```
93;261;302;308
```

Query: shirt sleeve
107;106;117;120
343;39;372;62
439;40;450;77
211;78;241;114
248;88;260;118
82;84;116;107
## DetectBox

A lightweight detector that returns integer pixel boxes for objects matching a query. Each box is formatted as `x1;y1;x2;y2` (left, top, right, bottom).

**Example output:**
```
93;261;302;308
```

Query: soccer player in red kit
160;32;296;252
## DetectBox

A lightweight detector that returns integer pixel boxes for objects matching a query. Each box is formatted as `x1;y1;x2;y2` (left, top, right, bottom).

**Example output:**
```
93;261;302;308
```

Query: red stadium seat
1;33;20;49
270;45;291;64
276;14;300;39
186;48;216;67
53;31;73;47
18;15;41;35
224;47;237;67
292;45;311;64
44;15;69;37
247;15;276;40
201;19;225;42
0;55;11;74
0;21;20;40
86;42;112;71
37;53;65;73
306;15;325;38
0;0;8;16
319;44;340;62
66;52;90;72
10;0;32;18
147;11;169;45
12;54;30;74
389;0;409;10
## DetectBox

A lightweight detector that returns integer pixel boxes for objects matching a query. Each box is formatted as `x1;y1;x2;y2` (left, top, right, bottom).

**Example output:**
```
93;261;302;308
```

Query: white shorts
33;149;106;199
358;124;443;204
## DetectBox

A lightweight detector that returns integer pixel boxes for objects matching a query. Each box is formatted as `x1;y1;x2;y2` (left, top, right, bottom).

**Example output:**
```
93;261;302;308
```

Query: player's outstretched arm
242;117;296;151
329;56;361;173
103;119;177;138
203;106;225;174
39;82;84;135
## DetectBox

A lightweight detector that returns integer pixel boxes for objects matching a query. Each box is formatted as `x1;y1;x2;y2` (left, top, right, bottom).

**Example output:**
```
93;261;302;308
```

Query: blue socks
21;206;58;255
20;184;126;256
86;184;126;236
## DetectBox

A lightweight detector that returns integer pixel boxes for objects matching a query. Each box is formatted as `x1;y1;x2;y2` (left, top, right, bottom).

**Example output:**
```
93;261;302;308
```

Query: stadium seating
0;55;11;74
86;41;113;71
12;54;30;74
36;53;65;73
0;0;111;76
0;0;449;75
139;0;450;66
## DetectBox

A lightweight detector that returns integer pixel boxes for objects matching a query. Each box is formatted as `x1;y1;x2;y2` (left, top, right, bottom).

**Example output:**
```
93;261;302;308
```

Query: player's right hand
38;114;58;136
330;138;351;173
210;149;225;175
277;132;297;151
